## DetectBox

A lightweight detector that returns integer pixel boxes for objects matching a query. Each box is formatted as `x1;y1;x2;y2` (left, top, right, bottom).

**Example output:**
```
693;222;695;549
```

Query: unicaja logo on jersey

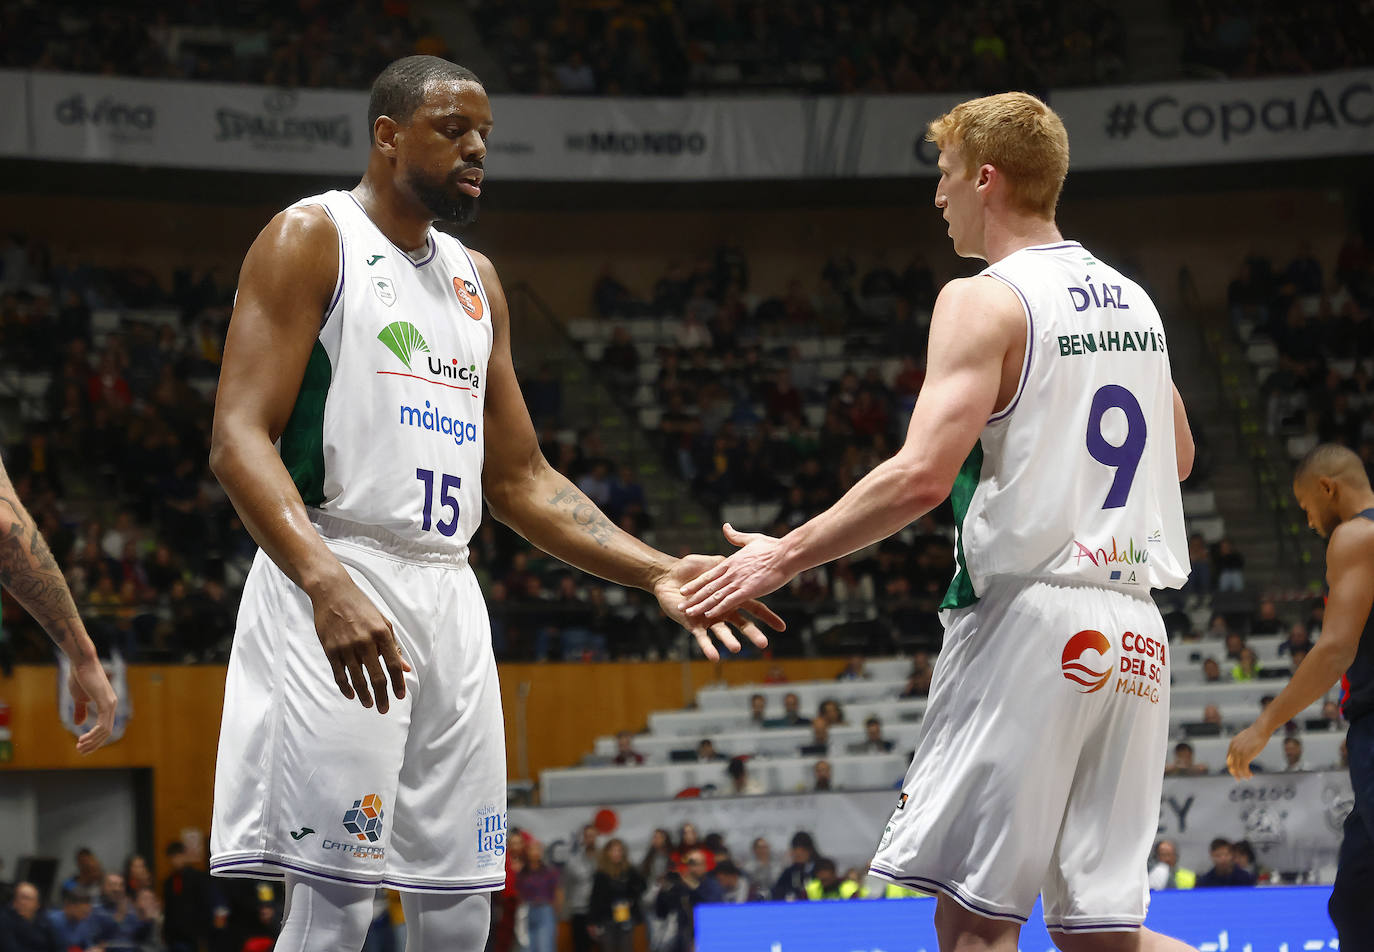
1061;629;1113;693
378;321;430;371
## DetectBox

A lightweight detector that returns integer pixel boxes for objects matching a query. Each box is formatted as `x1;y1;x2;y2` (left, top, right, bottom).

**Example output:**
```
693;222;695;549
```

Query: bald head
1294;443;1374;537
1295;443;1370;489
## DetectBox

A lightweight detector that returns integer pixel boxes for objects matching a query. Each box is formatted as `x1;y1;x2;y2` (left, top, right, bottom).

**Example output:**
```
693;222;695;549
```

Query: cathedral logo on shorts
474;803;507;869
897;793;908;810
342;793;385;843
1060;629;1113;694
372;275;398;307
453;277;484;321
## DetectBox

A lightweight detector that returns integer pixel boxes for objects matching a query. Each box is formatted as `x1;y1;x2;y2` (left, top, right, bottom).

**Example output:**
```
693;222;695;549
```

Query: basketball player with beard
207;56;780;952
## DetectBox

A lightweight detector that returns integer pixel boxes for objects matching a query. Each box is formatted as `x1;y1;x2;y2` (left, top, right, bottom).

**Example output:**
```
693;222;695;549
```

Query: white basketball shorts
869;576;1170;933
210;513;507;894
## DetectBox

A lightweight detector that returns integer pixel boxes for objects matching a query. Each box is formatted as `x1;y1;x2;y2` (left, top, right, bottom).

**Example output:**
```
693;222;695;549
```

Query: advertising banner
0;70;28;157
697;886;1339;952
512;771;1352;880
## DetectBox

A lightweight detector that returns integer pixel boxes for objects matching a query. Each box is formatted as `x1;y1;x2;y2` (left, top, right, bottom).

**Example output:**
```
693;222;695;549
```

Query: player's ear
373;116;400;157
976;163;996;191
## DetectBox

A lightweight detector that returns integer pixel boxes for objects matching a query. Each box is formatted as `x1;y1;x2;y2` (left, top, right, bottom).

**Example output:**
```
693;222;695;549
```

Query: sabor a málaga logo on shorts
474;803;507;870
1061;629;1113;694
319;793;386;861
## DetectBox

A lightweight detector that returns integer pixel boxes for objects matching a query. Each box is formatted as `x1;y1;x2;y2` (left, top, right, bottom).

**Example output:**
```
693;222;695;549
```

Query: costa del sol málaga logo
342;794;384;843
1061;629;1113;694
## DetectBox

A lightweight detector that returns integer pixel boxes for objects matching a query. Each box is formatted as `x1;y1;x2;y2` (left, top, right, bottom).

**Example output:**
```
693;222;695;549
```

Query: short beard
407;167;480;227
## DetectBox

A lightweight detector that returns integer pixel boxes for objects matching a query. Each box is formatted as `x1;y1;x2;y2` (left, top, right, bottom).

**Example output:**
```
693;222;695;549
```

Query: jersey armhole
315;203;345;330
983;270;1033;424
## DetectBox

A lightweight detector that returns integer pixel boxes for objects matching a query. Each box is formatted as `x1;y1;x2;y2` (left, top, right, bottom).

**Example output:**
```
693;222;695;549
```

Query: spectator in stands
1165;742;1210;776
749;692;767;726
1282;737;1309;772
1252;599;1284;636
1231;647;1262;681
766;692;807;728
47;887;114;949
900;655;934;697
746;839;774;900
1224;632;1246;661
672;825;703;870
1215;539;1246;591
849;716;894;754
60;847;103;899
1147;840;1195;890
835;655;868;680
640;829;675;892
590;839;647;952
162;839;213;952
801;717;830;757
654;849;720;952
1;881;58;952
1321;700;1346;730
805;859;864;900
1183;534;1213;601
1278;621;1313;656
99;871;152;945
123;854;154;897
1289;645;1310;674
771;833;819;901
711;860;751;904
726;756;765;796
817;699;845;726
518;839;563;952
613;731;645;766
813;760;834;791
696;739;724;762
1197;839;1256;887
1202;705;1224;728
1202;657;1223;683
564;825;601;952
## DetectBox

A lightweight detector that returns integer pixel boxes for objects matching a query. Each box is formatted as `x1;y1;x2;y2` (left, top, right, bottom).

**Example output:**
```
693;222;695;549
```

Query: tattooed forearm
547;487;617;547
0;495;84;651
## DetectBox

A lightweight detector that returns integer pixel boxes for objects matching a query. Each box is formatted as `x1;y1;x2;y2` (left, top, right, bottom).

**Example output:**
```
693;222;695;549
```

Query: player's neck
1338;490;1374;522
351;176;434;255
982;213;1063;265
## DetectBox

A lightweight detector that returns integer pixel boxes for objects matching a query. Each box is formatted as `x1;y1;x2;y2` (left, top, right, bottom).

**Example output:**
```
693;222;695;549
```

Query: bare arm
210;205;408;712
1173;384;1194;482
681;277;1020;617
0;461;116;751
1228;519;1374;778
472;252;779;657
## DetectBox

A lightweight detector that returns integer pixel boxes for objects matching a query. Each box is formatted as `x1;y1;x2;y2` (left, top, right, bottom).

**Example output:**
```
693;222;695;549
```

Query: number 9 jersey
942;240;1190;611
278;190;493;554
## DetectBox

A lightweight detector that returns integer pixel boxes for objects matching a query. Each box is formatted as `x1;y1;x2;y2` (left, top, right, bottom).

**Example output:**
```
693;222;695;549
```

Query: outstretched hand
679;524;794;623
69;652;117;754
654;551;784;661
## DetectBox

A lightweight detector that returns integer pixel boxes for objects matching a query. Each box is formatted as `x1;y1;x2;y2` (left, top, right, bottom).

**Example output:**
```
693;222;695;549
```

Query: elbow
1176;435;1195;483
904;462;951;516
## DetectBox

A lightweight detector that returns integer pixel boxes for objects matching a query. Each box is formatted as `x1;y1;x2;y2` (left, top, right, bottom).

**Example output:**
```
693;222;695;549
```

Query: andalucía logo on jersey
378;321;430;371
1061;629;1113;693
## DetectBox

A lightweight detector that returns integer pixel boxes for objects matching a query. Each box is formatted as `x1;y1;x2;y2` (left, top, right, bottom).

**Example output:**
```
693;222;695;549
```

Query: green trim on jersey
940;440;984;610
280;341;332;507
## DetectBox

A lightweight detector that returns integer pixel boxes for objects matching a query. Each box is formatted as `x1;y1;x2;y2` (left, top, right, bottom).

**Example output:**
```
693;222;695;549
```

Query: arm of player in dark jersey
1227;518;1374;779
1173;384;1194;481
680;277;1021;620
0;459;117;752
471;251;782;660
210;206;411;713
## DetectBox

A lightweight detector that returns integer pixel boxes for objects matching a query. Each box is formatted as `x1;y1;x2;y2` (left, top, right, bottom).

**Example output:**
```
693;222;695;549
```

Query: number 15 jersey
277;190;493;552
942;240;1190;609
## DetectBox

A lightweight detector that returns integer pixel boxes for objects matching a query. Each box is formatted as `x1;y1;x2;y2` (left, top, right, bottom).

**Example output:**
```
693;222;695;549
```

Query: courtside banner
28;72;367;173
513;771;1350;879
696;887;1339;952
486;95;806;180
0;71;28;157
1055;69;1374;170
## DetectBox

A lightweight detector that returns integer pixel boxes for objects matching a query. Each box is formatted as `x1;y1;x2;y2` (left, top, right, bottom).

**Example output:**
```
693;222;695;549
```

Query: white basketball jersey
277;190;493;552
942;240;1189;609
